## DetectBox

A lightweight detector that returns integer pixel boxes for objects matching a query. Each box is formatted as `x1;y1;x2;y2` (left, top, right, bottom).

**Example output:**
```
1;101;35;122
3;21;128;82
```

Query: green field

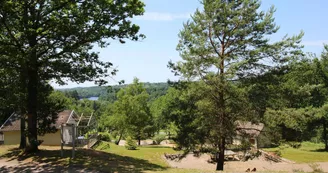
2;142;328;172
264;142;328;163
94;142;211;173
0;142;210;173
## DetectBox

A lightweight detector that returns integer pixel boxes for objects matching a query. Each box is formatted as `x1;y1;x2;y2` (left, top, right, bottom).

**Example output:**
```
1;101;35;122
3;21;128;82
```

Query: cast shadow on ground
310;148;328;152
0;147;167;173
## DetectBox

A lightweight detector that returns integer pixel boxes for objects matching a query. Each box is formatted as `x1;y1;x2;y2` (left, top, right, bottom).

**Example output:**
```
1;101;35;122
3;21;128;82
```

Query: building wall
38;130;61;146
3;131;20;145
3;130;61;146
233;135;258;148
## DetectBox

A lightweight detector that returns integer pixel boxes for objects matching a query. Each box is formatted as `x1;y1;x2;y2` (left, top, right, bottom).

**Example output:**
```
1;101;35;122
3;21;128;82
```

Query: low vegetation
264;142;328;163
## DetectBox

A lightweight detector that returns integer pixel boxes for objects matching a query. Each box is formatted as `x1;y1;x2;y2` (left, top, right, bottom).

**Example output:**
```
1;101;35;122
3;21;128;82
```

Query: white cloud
136;12;191;21
302;40;328;46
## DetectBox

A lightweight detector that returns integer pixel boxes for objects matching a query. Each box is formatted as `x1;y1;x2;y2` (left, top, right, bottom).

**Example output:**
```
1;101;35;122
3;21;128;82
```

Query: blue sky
53;0;328;89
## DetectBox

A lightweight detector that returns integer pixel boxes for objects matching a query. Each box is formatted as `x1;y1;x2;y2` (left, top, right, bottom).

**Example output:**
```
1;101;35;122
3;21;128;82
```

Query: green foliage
0;0;145;151
153;134;166;145
100;78;155;143
60;82;169;102
260;50;328;145
168;0;303;170
125;136;137;150
99;132;112;142
265;142;328;163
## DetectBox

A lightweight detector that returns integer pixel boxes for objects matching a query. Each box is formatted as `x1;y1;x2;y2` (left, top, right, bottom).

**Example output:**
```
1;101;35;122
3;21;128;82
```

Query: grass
94;141;210;173
0;145;17;155
264;142;328;163
0;142;211;173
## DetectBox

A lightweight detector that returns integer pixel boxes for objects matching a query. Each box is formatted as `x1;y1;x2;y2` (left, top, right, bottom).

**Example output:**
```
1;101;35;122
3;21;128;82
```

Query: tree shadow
0;147;167;173
310;148;328;152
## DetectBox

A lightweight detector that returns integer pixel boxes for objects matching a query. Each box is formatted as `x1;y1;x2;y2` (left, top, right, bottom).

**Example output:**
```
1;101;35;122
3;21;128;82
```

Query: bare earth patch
164;153;328;172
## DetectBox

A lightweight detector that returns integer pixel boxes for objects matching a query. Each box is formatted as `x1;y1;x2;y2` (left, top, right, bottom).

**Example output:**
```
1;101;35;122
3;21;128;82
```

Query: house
233;121;264;149
0;110;79;146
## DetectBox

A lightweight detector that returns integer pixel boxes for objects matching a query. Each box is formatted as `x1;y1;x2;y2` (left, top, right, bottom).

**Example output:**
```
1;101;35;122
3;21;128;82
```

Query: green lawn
94;141;212;173
0;142;211;173
264;142;328;163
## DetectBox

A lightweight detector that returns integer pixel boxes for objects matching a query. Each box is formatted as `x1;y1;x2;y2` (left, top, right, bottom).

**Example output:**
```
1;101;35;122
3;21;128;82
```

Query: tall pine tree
169;0;303;170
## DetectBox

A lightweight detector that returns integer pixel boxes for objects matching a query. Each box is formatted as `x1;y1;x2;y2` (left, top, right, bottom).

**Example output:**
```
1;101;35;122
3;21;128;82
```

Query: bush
99;132;111;142
288;141;302;149
125;136;137;150
309;163;324;173
153;134;166;145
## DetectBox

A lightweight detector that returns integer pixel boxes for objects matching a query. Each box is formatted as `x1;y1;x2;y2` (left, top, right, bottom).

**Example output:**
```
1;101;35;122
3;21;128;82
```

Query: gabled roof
236;121;264;137
0;110;74;132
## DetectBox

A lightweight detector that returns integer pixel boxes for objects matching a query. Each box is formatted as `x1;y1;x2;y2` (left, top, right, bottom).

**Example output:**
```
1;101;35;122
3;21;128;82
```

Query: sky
53;0;328;89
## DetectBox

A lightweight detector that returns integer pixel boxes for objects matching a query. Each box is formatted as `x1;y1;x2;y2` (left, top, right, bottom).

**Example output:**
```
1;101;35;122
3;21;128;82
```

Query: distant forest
59;82;169;102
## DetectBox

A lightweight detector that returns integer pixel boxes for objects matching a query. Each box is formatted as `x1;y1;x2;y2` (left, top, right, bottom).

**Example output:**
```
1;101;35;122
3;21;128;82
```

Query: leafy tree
125;136;137;150
169;0;303;170
0;0;145;152
64;90;80;101
102;78;154;145
0;65;27;148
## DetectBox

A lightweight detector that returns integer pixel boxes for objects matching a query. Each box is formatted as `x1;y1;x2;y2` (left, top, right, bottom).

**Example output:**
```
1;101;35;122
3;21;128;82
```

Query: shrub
288;141;302;149
153;134;166;145
125;136;137;150
99;132;111;142
309;163;324;173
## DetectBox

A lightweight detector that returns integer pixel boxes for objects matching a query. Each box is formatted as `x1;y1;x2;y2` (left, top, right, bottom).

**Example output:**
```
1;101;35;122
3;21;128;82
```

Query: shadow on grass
0;147;167;173
310;148;328;152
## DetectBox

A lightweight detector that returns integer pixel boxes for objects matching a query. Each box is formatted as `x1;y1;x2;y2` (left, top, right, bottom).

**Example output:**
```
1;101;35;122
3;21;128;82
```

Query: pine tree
169;0;303;170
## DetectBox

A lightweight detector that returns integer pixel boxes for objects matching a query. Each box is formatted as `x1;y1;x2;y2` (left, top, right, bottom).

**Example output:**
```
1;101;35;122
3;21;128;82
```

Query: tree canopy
0;0;145;152
169;0;303;170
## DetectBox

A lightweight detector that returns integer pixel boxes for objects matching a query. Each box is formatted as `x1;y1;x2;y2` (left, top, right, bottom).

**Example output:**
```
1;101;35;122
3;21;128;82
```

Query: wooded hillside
59;82;169;102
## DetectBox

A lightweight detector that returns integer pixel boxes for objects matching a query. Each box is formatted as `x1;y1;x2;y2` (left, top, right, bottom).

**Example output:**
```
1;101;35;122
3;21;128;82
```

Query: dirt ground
118;139;176;147
165;153;328;172
0;146;101;173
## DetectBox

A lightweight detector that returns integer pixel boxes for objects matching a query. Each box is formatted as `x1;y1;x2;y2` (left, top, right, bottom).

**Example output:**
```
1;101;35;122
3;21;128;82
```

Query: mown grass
94;141;211;173
0;142;211;173
264;142;328;163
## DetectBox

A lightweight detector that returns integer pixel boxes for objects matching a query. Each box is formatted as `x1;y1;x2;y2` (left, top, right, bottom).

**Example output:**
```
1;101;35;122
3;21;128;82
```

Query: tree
169;0;303;170
0;60;28;149
263;46;328;149
0;0;145;152
103;78;154;145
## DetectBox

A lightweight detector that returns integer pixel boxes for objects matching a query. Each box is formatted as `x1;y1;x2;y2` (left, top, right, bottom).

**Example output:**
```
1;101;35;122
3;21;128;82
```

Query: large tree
264;46;328;149
169;0;303;170
103;78;154;145
0;0;145;152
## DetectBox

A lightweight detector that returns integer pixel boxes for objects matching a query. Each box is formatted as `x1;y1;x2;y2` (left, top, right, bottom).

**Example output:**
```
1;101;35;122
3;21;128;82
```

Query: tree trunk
323;119;328;151
26;68;38;152
138;137;141;146
19;113;26;149
115;132;123;145
26;46;39;152
19;68;26;149
216;137;225;171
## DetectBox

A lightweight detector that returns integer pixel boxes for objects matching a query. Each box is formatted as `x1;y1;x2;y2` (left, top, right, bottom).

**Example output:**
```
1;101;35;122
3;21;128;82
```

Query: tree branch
208;24;222;58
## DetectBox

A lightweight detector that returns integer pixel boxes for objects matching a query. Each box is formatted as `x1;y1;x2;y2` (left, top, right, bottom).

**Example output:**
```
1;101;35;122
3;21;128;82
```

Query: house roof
0;110;73;132
236;121;264;137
